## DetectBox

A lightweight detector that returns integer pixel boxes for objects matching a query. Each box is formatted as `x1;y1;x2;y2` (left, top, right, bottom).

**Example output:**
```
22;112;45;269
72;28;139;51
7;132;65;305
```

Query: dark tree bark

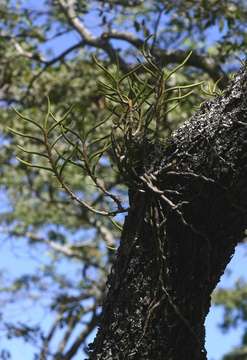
88;66;247;360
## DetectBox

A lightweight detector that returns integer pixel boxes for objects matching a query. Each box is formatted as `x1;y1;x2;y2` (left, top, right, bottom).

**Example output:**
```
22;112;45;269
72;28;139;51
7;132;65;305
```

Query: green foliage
0;0;246;358
10;49;204;218
214;280;247;331
213;279;247;360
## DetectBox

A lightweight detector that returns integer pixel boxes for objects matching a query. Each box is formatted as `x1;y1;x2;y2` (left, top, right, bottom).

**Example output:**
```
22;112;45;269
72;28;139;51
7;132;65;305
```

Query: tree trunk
89;67;247;360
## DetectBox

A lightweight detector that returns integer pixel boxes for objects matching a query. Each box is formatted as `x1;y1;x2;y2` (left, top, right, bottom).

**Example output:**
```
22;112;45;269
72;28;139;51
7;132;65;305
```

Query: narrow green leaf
87;134;111;148
48;105;75;134
93;56;117;85
12;108;44;131
89;143;111;162
106;245;117;251
97;80;117;93
141;63;156;77
166;81;205;92
110;218;123;231
44;96;51;129
17;145;49;158
163;102;180;115
8;127;43;143
85;114;112;139
50;134;63;149
16;157;53;172
166;90;194;102
59;144;78;177
165;51;193;81
119;64;143;84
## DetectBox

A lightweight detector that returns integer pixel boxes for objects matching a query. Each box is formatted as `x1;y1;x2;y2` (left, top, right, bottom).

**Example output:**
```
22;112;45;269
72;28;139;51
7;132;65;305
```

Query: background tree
0;0;247;359
213;277;247;360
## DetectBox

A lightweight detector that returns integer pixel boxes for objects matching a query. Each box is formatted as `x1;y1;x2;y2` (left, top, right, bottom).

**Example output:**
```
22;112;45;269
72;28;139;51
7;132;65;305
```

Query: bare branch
57;0;128;71
9;231;98;260
12;39;46;63
16;0;227;102
21;41;84;100
58;0;98;45
100;31;228;88
101;30;144;49
56;315;79;355
40;314;63;360
62;311;99;360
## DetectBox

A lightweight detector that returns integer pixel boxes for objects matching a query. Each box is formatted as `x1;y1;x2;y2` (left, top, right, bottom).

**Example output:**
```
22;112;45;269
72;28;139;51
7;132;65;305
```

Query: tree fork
89;66;247;359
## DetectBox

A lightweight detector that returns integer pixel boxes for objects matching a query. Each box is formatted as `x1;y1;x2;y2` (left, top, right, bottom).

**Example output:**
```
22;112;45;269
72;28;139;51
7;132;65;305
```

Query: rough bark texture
88;67;247;360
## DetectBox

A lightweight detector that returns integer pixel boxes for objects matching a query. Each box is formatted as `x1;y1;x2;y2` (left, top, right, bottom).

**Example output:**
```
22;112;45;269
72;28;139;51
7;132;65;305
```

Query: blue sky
1;237;246;360
206;244;247;360
1;1;247;359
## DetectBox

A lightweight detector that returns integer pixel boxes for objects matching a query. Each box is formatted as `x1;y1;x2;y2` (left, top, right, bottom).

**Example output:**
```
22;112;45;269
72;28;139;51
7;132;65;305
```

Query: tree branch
98;0;143;6
21;40;84;101
12;39;46;63
57;0;128;72
101;30;228;88
16;1;228;102
89;66;247;359
58;0;98;45
9;230;99;260
40;314;63;360
62;310;99;360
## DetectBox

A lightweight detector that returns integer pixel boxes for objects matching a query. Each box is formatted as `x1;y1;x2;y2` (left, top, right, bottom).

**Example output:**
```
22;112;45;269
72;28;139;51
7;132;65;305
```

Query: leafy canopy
0;0;246;359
